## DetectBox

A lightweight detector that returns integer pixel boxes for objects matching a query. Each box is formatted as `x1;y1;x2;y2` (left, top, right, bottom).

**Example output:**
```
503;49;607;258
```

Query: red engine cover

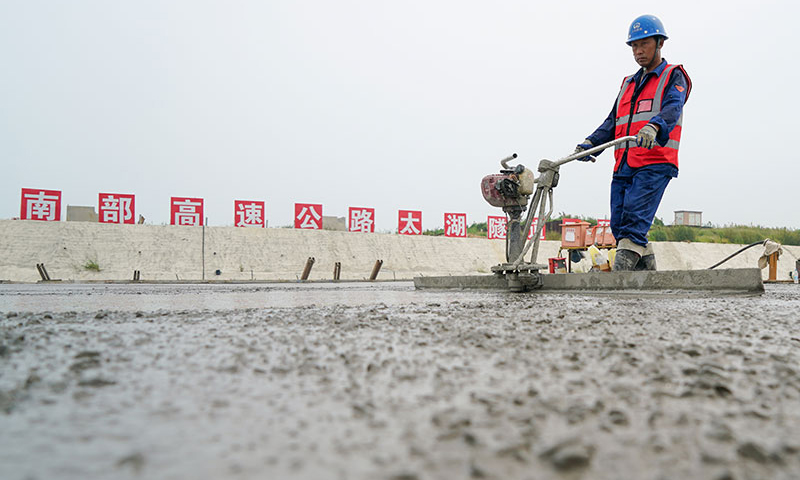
481;174;526;208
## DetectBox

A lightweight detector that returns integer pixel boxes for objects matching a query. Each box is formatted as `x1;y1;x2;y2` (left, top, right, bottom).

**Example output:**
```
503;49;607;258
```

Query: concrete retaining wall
0;219;798;282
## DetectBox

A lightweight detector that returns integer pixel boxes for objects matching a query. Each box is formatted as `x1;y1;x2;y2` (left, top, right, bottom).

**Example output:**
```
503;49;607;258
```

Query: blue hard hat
627;15;668;45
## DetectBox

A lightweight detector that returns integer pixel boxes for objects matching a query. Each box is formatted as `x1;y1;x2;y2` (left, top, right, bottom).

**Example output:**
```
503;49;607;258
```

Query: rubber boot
636;254;657;271
613;249;641;271
635;244;657;271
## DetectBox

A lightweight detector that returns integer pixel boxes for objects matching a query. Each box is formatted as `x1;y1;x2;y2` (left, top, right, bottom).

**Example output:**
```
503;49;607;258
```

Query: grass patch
83;259;101;272
648;225;800;245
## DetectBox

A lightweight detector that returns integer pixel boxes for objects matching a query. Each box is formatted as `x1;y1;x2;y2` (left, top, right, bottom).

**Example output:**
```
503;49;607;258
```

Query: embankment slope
0;220;796;282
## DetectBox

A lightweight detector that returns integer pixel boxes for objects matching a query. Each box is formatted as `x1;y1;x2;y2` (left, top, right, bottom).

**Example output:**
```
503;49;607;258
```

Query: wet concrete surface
1;282;799;480
0;282;435;313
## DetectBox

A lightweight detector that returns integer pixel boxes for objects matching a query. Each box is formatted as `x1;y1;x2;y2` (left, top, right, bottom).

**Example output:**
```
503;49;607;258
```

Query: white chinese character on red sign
486;216;545;240
444;213;467;238
349;207;375;233
487;216;507;240
526;217;546;240
294;203;322;229
170;197;203;226
398;210;422;235
235;200;265;228
20;188;61;221
99;193;135;224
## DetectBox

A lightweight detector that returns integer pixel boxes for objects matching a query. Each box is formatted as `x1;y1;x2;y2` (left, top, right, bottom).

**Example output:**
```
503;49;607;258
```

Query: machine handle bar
499;153;518;169
552;135;637;167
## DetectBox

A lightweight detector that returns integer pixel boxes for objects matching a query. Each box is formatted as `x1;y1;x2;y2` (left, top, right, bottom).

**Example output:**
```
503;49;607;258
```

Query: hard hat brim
626;32;668;45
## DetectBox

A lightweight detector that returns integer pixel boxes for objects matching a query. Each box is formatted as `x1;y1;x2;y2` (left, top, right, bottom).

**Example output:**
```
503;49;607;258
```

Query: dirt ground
1;282;799;480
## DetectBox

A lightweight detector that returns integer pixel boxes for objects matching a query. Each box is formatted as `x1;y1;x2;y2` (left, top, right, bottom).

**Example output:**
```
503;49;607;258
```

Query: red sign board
486;215;546;240
444;213;467;238
527;217;546;241
295;203;322;229
398;210;422;235
348;207;375;233
170;197;204;226
20;188;61;221
99;193;135;224
487;215;506;240
235;200;265;228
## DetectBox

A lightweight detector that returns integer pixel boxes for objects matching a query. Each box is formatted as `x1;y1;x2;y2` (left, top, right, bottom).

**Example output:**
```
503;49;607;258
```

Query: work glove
636;124;658;149
574;139;595;162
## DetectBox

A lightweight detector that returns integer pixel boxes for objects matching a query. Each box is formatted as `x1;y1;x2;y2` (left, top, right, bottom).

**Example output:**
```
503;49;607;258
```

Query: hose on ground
707;240;768;270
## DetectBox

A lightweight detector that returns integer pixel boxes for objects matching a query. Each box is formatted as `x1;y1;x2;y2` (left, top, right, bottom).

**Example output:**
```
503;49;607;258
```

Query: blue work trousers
610;166;673;247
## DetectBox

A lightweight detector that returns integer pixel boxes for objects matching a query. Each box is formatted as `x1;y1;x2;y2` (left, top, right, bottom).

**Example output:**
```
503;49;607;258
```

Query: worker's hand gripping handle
555;136;637;167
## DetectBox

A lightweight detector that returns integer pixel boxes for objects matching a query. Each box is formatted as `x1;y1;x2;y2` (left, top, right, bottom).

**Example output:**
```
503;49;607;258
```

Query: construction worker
575;14;691;271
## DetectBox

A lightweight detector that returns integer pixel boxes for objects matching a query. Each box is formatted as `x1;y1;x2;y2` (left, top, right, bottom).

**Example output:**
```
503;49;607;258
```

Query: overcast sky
2;0;797;231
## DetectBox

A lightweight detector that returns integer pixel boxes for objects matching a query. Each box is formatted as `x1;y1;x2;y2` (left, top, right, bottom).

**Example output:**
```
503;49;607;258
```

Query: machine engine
480;164;535;208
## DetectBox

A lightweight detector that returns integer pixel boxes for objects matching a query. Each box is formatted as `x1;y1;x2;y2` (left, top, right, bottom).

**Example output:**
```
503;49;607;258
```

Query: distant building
322;215;347;231
66;205;98;222
674;210;702;226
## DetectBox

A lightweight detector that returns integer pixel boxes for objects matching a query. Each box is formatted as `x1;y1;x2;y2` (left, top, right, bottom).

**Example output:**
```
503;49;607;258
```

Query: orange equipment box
586;224;611;246
597;225;616;246
584;225;597;246
594;220;616;247
601;227;616;247
561;221;590;248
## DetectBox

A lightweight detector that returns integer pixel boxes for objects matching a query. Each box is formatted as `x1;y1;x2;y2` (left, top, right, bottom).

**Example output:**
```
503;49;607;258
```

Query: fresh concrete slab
414;267;765;293
2;283;798;479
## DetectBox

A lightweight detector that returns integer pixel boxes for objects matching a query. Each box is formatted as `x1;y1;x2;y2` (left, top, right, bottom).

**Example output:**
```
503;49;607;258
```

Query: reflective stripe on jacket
613;64;691;171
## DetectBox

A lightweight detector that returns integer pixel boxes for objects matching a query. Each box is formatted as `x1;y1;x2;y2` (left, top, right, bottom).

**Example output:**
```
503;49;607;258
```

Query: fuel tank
480;168;533;208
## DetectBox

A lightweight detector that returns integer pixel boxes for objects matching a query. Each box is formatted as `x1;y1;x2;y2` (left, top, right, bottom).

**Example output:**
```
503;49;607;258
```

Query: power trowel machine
480;136;637;292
